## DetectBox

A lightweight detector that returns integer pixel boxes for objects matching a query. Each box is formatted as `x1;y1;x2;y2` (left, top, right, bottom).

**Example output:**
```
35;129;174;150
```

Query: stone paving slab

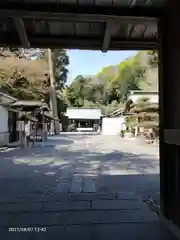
65;222;170;240
0;135;162;239
0;197;153;214
83;177;96;193
92;199;144;210
0;223;175;240
43;201;90;211
1;226;65;240
0;193;71;203
5;208;158;227
63;209;158;225
117;191;139;199
70;177;83;193
0;192;117;203
8;212;65;227
56;181;70;193
66;223;155;240
69;192;117;201
0;215;13;227
0;202;43;213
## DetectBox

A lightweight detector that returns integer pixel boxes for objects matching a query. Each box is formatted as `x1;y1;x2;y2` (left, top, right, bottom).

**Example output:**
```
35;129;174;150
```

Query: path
0;134;174;239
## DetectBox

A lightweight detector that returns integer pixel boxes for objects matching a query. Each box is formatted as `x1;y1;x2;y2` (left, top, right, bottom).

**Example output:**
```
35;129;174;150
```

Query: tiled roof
66;107;102;119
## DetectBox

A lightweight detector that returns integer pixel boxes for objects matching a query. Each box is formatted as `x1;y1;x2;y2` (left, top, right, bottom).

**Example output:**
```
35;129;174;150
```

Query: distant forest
0;48;158;116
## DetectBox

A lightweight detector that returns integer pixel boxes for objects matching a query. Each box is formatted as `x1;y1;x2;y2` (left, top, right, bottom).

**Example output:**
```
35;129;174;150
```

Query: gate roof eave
0;1;165;50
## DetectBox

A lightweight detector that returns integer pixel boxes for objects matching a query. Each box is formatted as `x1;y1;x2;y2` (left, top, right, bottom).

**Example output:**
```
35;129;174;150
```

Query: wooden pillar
159;0;180;226
18;110;26;148
31;110;35;146
44;122;48;141
24;121;27;149
33;122;36;146
41;111;45;141
48;49;60;135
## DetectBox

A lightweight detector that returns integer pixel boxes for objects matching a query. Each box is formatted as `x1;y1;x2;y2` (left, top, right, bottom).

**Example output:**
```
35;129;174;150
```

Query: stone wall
0;132;9;146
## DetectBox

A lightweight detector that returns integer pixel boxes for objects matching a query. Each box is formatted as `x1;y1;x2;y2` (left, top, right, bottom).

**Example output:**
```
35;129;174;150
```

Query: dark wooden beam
28;36;157;50
102;22;121;52
0;32;157;50
13;17;30;48
0;3;160;23
102;23;111;53
141;24;148;38
128;25;134;38
145;0;152;5
130;0;151;7
129;0;137;8
155;31;158;39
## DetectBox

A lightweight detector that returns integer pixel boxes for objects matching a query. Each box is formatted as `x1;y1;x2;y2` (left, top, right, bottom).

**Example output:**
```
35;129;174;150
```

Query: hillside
66;51;158;115
0;50;49;101
0;54;49;101
96;51;158;91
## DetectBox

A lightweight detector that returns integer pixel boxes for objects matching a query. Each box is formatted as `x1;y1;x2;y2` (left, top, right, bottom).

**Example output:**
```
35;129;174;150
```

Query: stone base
0;132;9;146
159;210;180;239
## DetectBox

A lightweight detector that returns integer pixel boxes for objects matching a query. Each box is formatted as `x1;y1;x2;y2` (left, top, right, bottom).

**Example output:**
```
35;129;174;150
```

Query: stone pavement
0;134;174;239
0;192;174;240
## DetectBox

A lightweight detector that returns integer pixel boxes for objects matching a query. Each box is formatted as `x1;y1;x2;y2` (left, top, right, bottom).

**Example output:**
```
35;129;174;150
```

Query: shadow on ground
0;135;160;203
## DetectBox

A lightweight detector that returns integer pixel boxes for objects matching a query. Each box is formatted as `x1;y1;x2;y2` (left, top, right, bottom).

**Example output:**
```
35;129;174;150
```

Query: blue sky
67;50;137;84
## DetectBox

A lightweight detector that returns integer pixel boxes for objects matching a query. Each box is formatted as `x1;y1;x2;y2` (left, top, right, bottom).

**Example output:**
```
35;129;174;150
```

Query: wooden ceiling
0;1;165;51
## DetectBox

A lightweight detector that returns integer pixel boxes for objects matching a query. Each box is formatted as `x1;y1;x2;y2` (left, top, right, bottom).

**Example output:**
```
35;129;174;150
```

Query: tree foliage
52;49;70;117
65;51;157;115
0;48;69;118
0;49;158;120
0;54;49;102
147;51;158;68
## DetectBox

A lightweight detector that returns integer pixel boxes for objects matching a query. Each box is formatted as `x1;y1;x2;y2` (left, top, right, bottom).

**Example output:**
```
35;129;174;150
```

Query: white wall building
101;91;158;136
101;117;126;135
0;92;17;146
66;107;102;131
66;108;102;120
128;90;158;104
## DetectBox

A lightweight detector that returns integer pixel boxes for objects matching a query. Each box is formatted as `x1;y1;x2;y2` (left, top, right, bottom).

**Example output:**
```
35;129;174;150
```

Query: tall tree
54;49;69;88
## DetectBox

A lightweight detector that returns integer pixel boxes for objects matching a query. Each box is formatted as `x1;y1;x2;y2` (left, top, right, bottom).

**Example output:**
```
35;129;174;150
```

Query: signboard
25;123;30;136
16;121;24;131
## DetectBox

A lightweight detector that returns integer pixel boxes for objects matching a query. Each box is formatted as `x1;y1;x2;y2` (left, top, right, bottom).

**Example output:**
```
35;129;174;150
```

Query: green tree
65;51;158;116
54;49;69;88
148;51;158;68
0;48;70;119
53;49;70;117
117;65;141;102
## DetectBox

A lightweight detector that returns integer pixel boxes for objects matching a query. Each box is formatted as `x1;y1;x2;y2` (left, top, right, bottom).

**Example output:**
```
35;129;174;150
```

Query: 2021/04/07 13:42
8;227;47;232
